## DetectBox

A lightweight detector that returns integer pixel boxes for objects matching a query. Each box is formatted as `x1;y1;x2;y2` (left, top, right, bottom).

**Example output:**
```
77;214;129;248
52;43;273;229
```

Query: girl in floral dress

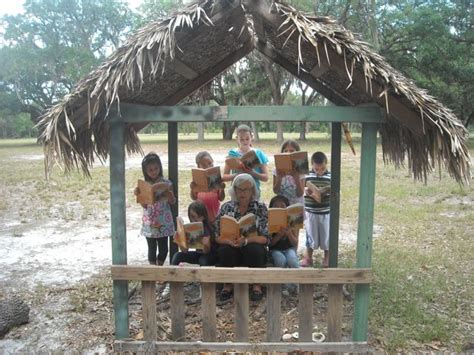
135;152;176;266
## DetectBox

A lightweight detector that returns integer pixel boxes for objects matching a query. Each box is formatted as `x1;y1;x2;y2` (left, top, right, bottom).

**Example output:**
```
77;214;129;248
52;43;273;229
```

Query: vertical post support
329;122;342;267
110;120;129;339
168;122;179;260
352;123;377;341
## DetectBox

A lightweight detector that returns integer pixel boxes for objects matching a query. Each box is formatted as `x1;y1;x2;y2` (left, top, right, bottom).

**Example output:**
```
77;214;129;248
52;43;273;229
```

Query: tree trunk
276;122;284;143
223;122;234;140
0;297;30;337
251;122;259;142
299;122;306;140
197;122;204;141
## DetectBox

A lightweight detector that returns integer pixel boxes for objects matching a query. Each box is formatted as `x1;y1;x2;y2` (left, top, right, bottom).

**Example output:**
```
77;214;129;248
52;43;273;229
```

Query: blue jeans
271;248;300;268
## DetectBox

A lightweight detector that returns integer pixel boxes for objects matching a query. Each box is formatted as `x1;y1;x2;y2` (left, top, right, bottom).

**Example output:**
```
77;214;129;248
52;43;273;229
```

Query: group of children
136;124;331;298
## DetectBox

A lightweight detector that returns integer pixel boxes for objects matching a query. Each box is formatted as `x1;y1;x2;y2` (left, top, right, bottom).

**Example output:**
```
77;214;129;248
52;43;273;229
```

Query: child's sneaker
161;283;170;298
300;257;313;267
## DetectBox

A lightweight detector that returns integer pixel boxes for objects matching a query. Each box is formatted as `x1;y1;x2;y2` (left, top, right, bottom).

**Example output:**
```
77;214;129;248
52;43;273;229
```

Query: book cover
306;181;330;203
136;180;171;205
220;213;258;242
175;217;205;250
225;150;261;171
274;151;309;174
192;166;222;192
268;203;304;233
136;179;154;205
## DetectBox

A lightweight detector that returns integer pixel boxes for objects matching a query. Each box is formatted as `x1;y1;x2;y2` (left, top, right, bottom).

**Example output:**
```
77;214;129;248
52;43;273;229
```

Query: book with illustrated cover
220;213;258;242
175;217;205;250
225;150;261;170
268;203;304;234
274;151;309;175
306;181;331;204
136;179;171;205
191;166;222;192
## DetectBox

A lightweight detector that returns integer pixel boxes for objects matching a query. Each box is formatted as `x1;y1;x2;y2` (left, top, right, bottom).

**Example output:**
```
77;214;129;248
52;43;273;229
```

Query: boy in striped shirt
301;152;331;267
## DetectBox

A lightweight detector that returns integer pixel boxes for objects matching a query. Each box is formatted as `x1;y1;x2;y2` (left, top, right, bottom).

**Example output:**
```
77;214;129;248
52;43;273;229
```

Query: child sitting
172;200;218;267
269;195;300;295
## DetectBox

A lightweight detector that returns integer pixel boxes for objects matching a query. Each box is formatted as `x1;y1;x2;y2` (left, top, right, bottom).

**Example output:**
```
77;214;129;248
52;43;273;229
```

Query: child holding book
190;151;225;223
269;195;300;295
135;152;176;266
303;151;331;268
223;124;269;199
172;200;218;266
273;139;305;205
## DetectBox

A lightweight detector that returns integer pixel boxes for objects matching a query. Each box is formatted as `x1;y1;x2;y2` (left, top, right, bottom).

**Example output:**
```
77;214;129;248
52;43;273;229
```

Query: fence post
352;123;377;341
110;119;129;339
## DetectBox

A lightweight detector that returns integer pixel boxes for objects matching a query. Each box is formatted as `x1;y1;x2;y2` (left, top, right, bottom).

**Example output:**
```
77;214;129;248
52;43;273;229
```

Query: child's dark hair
141;152;163;182
188;200;215;238
281;139;301;153
269;194;290;208
311;151;327;165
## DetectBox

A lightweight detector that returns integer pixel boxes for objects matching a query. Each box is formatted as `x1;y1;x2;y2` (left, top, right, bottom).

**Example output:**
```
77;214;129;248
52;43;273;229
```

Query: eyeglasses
235;187;253;193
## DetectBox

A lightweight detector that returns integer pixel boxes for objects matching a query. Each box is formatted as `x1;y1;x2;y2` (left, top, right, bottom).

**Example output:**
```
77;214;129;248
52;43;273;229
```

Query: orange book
274;151;309;175
268;203;304;234
225;150;261;170
220;214;257;243
306;181;330;204
191;166;222;192
136;179;171;204
175;217;205;250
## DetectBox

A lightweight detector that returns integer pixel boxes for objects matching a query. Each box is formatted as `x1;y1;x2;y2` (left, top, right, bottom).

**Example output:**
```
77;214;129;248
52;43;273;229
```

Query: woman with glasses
215;174;269;302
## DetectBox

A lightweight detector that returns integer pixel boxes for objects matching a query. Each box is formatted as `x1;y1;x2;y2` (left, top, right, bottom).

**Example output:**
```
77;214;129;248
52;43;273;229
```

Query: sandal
300;257;313;267
220;288;233;302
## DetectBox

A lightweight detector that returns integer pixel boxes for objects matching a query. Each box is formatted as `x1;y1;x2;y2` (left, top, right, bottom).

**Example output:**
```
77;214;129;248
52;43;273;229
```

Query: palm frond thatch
37;0;470;183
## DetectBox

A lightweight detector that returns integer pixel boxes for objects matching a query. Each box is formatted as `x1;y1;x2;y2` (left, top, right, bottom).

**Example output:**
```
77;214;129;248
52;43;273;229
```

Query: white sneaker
161;283;170;298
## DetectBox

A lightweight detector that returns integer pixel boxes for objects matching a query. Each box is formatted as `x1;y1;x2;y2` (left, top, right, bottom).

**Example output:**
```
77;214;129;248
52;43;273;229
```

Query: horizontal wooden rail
114;341;368;352
110;104;385;123
111;266;372;284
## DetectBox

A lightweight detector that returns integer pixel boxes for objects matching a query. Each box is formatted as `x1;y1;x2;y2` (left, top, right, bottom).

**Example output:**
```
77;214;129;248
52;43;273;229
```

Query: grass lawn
0;133;472;352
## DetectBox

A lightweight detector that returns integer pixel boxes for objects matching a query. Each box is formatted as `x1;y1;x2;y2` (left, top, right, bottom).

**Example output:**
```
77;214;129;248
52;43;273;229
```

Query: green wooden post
109;120;129;338
168;122;178;260
352;123;378;341
329;122;341;268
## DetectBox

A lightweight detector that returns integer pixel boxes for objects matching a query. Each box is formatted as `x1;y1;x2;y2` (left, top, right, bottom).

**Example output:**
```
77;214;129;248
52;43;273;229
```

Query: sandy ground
0;151;379;353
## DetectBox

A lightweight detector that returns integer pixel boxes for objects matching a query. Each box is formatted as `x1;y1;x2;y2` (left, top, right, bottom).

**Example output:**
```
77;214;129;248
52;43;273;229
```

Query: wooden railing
111;265;372;353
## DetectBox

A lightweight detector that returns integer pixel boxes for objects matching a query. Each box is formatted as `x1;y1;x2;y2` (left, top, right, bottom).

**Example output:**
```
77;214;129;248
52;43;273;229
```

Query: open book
274;151;309;175
225;150;261;170
306;181;331;204
174;217;205;250
136;179;171;205
268;203;304;234
220;213;258;242
191;166;222;192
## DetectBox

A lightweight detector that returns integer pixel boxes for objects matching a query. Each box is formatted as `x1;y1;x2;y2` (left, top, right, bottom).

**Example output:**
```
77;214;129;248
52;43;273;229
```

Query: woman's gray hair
229;173;257;201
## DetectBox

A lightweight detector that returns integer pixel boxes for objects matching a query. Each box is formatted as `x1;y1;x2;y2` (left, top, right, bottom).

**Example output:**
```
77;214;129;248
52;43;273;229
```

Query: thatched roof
37;0;470;183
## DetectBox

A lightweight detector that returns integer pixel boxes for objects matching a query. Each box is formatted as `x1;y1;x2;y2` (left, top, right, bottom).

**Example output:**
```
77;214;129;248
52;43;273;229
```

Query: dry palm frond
36;0;470;185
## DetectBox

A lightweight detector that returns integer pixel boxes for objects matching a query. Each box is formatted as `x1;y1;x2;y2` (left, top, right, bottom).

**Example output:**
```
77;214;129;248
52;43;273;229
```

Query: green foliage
0;0;137;126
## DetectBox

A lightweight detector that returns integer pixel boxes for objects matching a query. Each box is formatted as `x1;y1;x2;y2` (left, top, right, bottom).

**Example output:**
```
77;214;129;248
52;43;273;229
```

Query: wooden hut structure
37;0;470;352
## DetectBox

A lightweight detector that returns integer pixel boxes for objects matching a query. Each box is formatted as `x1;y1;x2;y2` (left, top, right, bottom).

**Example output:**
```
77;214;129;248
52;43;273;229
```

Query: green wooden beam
109;120;129;339
352;123;378;341
329;122;341;268
112;105;385;124
168;122;179;260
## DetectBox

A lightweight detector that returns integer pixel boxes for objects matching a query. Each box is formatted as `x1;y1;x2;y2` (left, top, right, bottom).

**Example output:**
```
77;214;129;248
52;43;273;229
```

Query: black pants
171;251;217;266
217;243;267;268
146;236;172;265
